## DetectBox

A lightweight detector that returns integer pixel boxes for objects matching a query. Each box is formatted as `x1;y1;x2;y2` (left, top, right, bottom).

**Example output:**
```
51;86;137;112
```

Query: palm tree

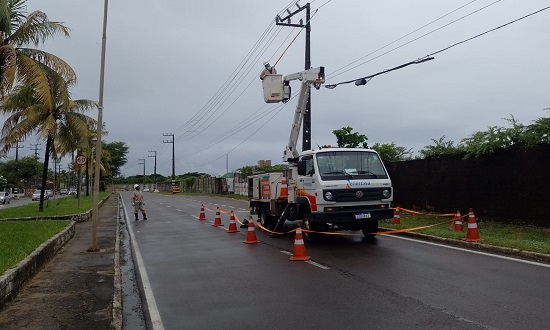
1;69;97;211
1;0;75;100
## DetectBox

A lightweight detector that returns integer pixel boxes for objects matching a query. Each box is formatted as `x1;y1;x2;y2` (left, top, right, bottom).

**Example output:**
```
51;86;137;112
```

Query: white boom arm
282;66;325;163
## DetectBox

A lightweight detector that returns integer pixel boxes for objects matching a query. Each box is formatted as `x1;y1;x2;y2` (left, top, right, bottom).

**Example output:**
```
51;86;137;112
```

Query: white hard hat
134;184;139;188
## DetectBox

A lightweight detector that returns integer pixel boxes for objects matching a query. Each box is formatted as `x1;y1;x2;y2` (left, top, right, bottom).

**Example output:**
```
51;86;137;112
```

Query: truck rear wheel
260;207;275;230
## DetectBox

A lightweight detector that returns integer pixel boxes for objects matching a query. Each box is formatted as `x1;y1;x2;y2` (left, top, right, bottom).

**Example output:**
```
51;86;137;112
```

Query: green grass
0;191;111;219
0;192;111;274
382;213;550;255
0;220;71;274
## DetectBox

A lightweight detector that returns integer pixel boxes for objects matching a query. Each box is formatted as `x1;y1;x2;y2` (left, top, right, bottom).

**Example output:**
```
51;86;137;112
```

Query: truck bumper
310;208;394;229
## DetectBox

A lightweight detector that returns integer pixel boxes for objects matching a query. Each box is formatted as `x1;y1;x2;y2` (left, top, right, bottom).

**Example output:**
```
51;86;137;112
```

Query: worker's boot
134;213;139;221
143;213;148;220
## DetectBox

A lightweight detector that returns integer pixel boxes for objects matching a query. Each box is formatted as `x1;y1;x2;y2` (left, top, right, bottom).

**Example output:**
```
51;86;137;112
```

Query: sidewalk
0;195;120;329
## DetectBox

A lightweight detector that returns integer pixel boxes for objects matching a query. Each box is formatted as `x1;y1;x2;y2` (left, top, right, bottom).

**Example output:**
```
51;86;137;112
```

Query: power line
327;0;486;80
325;5;550;89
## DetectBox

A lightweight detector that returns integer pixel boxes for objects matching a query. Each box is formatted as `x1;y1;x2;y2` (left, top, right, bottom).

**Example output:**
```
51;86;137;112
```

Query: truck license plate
355;212;371;219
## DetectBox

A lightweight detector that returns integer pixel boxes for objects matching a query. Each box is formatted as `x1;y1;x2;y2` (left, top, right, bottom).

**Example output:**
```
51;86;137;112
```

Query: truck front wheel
302;212;317;242
361;221;379;237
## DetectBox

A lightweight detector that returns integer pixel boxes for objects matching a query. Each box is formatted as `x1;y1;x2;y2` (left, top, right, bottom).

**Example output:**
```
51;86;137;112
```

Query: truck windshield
315;151;388;181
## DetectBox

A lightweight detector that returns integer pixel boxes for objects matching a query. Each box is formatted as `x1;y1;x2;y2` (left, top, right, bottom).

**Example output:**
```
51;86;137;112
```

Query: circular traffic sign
75;155;87;165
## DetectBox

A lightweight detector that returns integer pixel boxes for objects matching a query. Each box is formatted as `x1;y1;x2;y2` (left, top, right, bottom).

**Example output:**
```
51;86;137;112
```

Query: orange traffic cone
227;211;239;233
453;211;463;232
392;208;400;225
464;208;480;242
289;226;310;261
198;204;207;221
212;207;223;227
243;216;260;244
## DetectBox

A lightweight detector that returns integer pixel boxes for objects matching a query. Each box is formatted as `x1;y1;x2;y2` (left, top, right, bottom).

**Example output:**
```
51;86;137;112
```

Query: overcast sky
6;0;550;178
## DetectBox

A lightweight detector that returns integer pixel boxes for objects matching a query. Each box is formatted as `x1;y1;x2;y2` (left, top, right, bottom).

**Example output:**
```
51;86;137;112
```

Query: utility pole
30;143;41;158
148;150;157;192
53;157;60;199
163;133;175;189
138;159;145;188
14;139;24;187
29;143;41;189
276;1;312;151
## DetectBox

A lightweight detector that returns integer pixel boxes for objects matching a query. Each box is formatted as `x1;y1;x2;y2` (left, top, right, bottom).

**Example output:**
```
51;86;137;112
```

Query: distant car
143;188;150;192
32;190;42;201
45;190;54;198
0;192;10;204
68;190;77;196
60;188;69;195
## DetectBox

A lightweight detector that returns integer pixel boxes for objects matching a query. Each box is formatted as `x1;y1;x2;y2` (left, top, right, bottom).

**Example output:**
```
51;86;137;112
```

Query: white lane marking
385;235;550;269
121;199;165;330
279;251;330;269
176;209;182;212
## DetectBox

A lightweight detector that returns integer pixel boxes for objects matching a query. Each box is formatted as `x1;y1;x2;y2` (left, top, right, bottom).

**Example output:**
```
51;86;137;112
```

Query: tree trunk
39;135;52;212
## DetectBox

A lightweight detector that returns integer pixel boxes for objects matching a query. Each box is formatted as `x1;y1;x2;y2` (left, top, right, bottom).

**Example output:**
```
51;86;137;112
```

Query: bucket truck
248;66;394;239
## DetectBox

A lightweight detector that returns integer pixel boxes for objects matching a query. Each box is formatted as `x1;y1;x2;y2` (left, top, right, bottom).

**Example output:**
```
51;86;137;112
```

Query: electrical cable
328;0;485;80
325;4;550;89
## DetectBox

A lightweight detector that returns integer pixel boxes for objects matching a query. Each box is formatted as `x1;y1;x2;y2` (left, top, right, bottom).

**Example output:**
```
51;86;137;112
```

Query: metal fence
387;144;550;227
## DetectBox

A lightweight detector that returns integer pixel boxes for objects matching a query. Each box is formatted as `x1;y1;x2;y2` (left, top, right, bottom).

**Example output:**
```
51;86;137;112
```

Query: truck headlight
325;191;333;200
382;189;391;199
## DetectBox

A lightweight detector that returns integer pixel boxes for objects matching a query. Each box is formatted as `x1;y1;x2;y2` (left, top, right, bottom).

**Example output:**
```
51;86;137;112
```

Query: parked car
45;190;54;199
0;192;10;204
60;188;69;195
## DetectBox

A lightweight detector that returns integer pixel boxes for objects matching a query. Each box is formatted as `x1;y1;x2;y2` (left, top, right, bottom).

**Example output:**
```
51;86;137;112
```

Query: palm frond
19;48;76;84
0;44;17;94
14;52;53;107
8;10;70;47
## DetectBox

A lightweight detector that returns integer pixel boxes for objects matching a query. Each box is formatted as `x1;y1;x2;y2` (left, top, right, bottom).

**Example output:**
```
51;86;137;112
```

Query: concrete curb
0;222;76;306
112;195;123;330
382;228;550;264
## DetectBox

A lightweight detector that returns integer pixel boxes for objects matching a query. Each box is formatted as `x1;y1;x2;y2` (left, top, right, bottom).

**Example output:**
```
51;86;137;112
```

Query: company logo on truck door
345;180;371;188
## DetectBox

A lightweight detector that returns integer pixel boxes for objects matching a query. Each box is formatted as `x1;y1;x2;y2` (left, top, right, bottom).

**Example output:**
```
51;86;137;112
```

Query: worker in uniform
259;61;277;80
131;184;147;221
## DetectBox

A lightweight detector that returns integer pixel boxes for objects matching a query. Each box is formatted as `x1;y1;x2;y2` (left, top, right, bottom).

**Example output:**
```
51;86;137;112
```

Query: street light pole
89;0;109;252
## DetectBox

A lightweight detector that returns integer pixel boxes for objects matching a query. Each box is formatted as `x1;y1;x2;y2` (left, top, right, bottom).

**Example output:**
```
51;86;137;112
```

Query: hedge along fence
387;144;550;227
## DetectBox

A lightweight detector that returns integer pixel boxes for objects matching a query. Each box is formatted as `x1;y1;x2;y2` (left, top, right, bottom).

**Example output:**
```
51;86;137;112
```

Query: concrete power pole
163;133;175;188
148;150;157;192
138;159;145;188
276;2;312;151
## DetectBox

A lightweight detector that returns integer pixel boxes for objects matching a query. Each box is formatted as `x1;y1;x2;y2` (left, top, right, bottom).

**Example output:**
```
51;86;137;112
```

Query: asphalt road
121;192;550;330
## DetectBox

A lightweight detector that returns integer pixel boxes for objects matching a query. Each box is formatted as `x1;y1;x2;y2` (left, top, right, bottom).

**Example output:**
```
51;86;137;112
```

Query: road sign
75;155;87;166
